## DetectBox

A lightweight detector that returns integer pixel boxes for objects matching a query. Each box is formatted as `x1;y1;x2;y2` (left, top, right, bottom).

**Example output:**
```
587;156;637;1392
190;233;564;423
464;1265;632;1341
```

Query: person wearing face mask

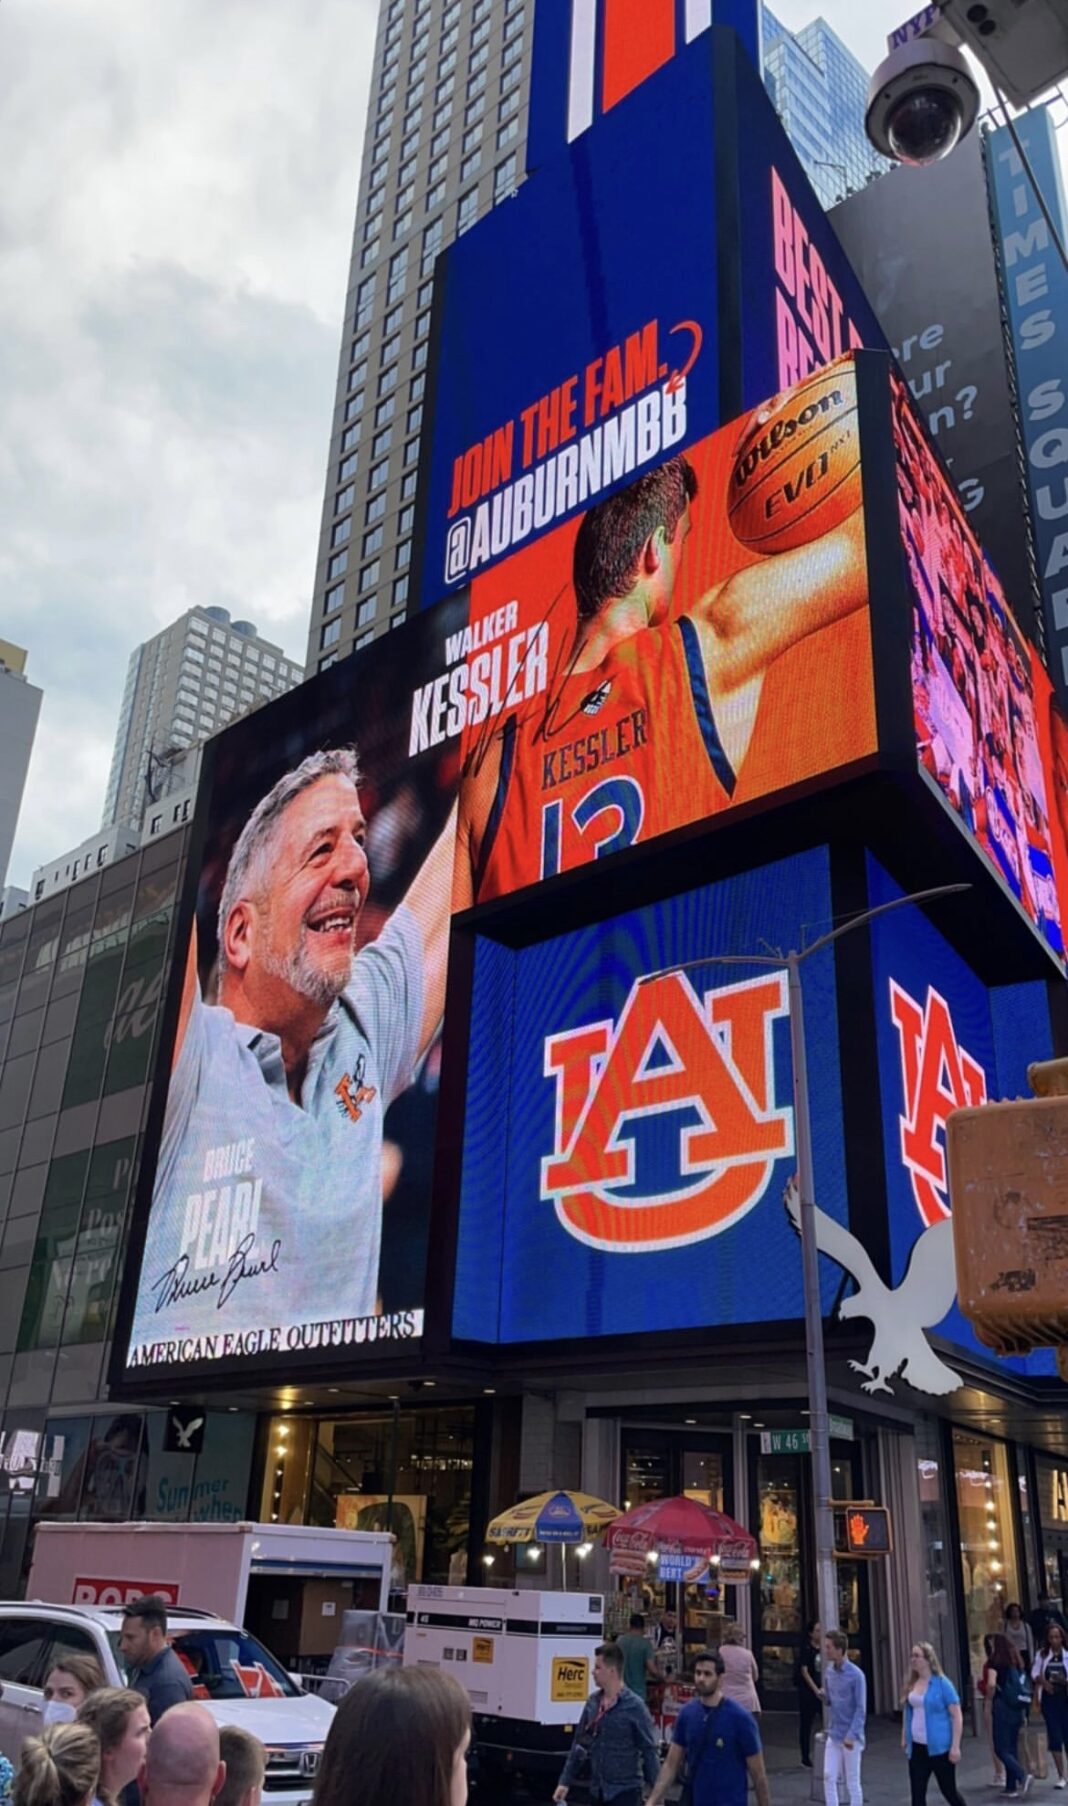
77;1690;152;1806
42;1659;107;1726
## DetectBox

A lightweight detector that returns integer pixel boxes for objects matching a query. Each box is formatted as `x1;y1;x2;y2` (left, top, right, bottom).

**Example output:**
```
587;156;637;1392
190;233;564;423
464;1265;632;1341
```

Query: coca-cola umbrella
604;1496;758;1583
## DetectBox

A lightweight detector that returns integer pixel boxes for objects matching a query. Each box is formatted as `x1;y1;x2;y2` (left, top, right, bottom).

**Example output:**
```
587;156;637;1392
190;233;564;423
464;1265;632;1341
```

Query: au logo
541;971;793;1251
889;979;987;1227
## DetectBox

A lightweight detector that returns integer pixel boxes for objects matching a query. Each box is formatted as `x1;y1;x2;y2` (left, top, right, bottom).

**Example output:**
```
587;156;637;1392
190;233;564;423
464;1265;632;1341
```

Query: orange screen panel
601;0;675;113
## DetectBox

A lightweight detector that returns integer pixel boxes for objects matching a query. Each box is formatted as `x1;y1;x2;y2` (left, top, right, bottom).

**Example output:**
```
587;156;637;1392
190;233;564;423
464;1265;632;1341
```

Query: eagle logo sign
779;976;984;1399
541;970;793;1252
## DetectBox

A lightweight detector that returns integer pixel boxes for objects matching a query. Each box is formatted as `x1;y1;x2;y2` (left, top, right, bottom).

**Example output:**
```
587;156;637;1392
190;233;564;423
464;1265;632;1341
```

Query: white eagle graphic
783;1180;963;1397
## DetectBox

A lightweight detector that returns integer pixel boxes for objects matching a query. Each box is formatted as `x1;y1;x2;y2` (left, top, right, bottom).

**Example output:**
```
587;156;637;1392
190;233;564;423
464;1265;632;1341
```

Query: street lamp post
641;882;969;1647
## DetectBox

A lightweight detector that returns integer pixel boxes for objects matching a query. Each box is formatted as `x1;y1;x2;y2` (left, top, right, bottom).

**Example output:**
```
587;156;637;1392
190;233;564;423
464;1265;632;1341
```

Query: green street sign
759;1416;854;1455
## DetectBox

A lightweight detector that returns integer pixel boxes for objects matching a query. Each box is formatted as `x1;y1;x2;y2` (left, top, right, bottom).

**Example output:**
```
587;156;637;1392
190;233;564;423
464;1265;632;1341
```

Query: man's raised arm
695;506;868;700
402;800;458;1059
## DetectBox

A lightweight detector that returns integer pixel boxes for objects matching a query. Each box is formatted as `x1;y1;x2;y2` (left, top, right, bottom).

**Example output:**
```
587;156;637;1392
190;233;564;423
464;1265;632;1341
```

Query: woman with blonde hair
900;1641;967;1806
718;1621;761;1715
41;1656;107;1724
13;1722;100;1806
76;1690;151;1806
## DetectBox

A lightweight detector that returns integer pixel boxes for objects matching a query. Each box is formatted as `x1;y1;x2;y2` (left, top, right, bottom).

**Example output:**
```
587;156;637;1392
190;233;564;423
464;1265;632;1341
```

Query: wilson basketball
727;363;861;555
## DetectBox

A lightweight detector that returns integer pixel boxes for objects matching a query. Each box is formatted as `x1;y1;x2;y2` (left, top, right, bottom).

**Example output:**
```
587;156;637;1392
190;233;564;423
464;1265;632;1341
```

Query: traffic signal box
947;1059;1068;1372
833;1504;893;1557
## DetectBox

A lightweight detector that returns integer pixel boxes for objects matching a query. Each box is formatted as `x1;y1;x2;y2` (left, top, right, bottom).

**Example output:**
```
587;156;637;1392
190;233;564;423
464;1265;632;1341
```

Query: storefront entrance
749;1434;871;1707
616;1426;736;1667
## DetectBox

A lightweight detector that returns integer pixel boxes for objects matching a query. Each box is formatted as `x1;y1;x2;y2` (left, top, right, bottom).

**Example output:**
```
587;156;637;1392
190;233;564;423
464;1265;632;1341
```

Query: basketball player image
126;748;453;1360
454;381;868;907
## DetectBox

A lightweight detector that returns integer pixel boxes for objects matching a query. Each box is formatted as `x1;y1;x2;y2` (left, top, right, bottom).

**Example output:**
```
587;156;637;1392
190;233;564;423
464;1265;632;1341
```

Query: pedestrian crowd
12;1591;1068;1806
6;1597;268;1806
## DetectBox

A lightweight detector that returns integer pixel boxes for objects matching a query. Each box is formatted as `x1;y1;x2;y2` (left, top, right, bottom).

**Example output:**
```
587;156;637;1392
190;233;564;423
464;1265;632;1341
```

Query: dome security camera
865;37;981;166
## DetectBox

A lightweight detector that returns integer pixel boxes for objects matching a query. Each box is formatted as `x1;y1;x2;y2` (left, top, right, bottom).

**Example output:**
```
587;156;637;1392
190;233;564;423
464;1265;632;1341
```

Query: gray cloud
0;0;376;886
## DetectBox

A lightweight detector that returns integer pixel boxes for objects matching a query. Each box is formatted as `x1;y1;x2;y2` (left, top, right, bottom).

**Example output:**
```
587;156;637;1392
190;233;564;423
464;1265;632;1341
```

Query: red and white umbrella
604;1495;758;1580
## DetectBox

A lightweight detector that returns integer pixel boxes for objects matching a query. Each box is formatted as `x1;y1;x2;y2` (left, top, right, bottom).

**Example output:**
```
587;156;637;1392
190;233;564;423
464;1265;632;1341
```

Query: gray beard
260;931;352;1010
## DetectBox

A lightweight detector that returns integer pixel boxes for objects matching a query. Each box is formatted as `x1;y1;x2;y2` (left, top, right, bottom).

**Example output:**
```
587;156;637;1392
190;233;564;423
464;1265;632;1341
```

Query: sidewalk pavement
760;1710;1038;1804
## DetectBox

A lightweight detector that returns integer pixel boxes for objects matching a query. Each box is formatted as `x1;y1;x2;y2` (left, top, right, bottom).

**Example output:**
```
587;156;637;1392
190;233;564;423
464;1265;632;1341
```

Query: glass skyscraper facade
763;8;889;209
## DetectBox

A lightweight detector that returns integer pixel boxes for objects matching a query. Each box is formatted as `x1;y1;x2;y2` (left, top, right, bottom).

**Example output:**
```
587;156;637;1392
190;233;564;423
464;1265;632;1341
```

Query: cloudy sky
0;0;987;887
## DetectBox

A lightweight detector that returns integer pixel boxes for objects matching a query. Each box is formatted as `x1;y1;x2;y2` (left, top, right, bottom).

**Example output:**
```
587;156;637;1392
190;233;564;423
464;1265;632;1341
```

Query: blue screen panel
454;847;845;1342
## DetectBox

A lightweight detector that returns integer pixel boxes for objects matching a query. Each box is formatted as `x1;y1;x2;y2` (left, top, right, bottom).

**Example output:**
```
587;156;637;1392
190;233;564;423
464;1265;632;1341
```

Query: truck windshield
110;1628;300;1701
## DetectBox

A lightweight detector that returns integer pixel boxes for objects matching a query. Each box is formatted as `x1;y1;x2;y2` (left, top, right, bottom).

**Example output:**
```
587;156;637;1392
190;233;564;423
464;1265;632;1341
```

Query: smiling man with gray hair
126;747;455;1362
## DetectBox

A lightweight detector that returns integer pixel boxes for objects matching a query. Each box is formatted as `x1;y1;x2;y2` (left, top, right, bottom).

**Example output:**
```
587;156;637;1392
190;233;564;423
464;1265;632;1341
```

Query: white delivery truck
27;1519;393;1624
404;1584;603;1795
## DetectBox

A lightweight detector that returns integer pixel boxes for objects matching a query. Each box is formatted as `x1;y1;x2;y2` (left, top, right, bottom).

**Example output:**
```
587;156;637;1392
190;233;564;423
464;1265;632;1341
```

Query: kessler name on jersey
541;708;648;791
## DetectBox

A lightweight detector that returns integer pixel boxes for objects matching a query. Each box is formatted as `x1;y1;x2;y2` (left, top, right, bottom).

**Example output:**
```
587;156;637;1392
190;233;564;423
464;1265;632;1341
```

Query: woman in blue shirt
901;1642;967;1806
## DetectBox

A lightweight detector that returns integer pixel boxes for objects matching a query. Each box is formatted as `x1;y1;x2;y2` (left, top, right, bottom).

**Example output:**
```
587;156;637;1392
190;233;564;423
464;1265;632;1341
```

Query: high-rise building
304;0;532;672
0;640;43;893
762;8;889;208
102;606;304;834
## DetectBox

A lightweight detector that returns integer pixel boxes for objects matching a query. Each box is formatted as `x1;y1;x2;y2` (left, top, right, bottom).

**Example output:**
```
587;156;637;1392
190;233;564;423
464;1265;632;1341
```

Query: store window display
953;1431;1021;1682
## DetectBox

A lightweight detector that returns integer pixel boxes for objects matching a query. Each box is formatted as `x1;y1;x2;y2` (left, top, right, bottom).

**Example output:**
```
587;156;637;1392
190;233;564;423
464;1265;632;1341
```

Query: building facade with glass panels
762;8;889;208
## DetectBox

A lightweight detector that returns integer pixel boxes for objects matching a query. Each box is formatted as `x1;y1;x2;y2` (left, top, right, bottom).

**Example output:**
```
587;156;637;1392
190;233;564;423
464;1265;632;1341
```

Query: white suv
0;1604;334;1803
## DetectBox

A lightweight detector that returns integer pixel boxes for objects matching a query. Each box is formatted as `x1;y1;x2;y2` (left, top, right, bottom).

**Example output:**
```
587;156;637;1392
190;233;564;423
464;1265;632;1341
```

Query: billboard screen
450;354;877;908
866;852;1055;1382
419;29;882;610
831;131;1032;624
894;371;1065;965
453;847;847;1344
120;606;463;1378
986;104;1068;696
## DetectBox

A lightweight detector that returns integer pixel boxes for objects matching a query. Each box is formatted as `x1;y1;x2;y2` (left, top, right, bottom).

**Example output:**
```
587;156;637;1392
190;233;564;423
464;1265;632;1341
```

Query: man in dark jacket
120;1596;194;1723
554;1642;660;1806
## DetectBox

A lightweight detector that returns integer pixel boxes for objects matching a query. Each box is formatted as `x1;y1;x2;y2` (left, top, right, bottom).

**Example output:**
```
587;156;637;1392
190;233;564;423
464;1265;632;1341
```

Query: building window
412;339;428;370
362;525;384;558
461;148;481;182
323;583;345;617
433;101;452;130
502;34;524;69
497;116;519;150
375;396;396;427
378;363;398;395
407;403;423;436
343;393;363;422
418;280;434;309
339;451;358;483
321;618;342;650
404;435;420;466
347;361;367;393
319;653;338;672
359;560;380;593
392;210;412;239
372;427;394;458
421;218;443;273
381;332;401;365
500;88;520;124
426;179;446;213
355;631;374;650
330;517;351;548
465;97;485;127
369;458;389;491
395;539;412;570
470;42;488;73
327;549;348;580
401;468;417;500
357;597;377;628
366;491;387;524
410;372;425;402
341;423;360;452
495;154;518;201
457;188;478;233
335;483;355;515
952;1430;1021;1685
393;574;409;607
467;69;487;101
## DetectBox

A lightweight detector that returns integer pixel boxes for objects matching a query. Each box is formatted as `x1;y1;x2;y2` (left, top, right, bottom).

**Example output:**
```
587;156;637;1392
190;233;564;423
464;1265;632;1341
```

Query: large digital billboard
449;354;877;907
452;847;847;1344
119;605;464;1378
417;27;882;610
894;370;1066;965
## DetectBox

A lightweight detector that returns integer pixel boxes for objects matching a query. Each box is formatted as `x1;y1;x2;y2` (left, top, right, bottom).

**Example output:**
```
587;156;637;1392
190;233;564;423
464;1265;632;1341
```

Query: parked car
0;1602;334;1803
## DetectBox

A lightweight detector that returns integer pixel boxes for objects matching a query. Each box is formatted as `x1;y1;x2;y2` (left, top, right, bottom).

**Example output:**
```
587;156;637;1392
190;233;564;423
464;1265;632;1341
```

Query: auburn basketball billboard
414;25;882;613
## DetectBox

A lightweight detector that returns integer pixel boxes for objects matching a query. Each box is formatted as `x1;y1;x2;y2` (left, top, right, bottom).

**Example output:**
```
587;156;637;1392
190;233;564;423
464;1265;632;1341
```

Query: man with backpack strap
647;1648;769;1806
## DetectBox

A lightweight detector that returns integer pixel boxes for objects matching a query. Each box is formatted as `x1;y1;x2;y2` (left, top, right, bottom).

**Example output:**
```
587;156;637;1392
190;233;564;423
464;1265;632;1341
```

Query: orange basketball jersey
473;615;735;901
